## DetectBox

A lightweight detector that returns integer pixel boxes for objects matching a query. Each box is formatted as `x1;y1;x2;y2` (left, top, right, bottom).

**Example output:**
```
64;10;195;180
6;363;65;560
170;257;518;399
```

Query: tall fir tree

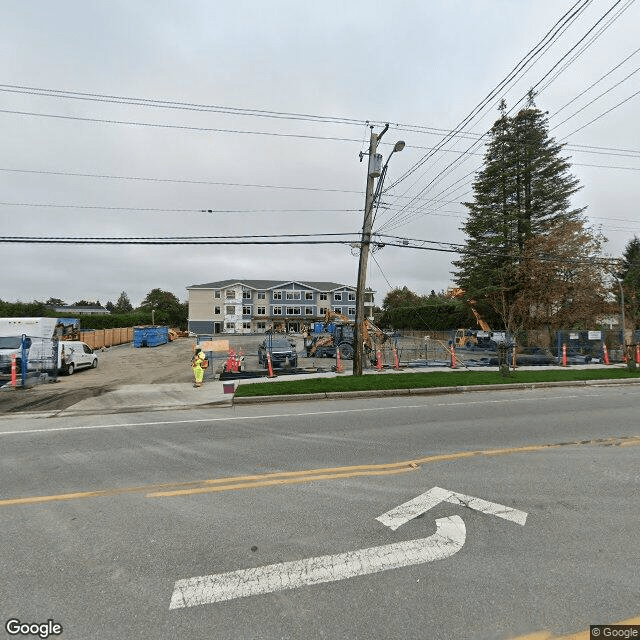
452;95;605;331
617;236;640;329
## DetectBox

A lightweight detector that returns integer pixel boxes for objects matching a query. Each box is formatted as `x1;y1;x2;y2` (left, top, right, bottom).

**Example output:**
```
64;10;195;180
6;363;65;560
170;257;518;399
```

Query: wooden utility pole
353;124;387;375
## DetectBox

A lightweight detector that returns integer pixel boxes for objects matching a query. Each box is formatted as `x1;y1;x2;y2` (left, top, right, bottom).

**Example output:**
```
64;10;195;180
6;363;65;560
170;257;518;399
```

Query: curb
232;376;640;405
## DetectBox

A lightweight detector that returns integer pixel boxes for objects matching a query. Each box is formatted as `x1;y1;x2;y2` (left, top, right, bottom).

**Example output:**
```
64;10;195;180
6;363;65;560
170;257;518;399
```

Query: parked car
60;341;98;375
257;336;298;368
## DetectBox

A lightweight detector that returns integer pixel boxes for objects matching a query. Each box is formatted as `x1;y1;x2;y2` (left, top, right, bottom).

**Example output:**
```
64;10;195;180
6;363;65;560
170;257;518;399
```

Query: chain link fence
371;328;640;369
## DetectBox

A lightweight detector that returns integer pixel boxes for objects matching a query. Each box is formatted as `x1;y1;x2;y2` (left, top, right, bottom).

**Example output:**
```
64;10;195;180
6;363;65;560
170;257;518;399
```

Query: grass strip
234;367;640;398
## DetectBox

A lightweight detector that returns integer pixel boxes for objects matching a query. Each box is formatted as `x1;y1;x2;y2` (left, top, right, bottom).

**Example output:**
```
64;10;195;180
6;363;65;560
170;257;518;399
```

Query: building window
214;290;221;298
319;307;327;315
319;293;328;301
305;307;313;315
286;291;301;300
257;306;266;315
214;306;221;315
242;306;251;315
348;292;356;301
334;292;342;301
305;291;313;300
333;307;342;314
257;291;266;299
348;307;355;316
225;322;235;330
273;306;282;315
226;306;236;315
273;291;282;300
243;322;251;330
226;289;235;299
286;307;301;315
257;322;266;330
243;291;252;299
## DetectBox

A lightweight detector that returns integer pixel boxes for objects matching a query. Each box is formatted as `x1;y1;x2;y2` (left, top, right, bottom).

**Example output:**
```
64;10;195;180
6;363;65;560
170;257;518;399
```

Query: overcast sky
2;1;639;307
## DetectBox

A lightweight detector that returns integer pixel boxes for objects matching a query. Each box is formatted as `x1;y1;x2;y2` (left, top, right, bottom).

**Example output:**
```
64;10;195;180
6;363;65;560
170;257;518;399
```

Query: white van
59;341;98;375
0;318;59;374
0;318;98;376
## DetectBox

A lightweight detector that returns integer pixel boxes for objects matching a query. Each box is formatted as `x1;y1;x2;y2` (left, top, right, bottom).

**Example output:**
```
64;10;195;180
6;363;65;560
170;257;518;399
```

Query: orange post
393;346;400;370
603;344;610;365
562;343;567;367
266;352;276;378
11;353;17;386
335;347;344;373
376;349;383;371
636;344;640;364
451;344;457;369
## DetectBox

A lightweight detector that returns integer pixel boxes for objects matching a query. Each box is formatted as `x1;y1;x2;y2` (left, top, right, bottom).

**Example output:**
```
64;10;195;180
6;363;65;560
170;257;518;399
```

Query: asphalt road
1;385;639;639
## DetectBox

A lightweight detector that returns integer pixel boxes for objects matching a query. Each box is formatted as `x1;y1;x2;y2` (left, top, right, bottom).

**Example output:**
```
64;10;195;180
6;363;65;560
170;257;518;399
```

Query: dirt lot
0;335;332;414
0;338;204;414
0;332;442;414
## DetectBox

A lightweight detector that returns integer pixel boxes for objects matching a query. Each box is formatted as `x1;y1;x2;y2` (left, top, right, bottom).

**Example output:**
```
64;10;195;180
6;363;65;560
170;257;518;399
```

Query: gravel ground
0;332;475;413
0;338;200;413
0;335;328;413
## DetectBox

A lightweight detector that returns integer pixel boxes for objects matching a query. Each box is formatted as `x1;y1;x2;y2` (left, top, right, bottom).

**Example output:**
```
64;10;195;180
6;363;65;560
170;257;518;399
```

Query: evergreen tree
452;95;604;331
113;291;133;314
617;236;640;329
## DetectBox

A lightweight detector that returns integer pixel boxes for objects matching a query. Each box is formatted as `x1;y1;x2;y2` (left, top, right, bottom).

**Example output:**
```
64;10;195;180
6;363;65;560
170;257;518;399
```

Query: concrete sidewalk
55;381;237;416
2;363;637;418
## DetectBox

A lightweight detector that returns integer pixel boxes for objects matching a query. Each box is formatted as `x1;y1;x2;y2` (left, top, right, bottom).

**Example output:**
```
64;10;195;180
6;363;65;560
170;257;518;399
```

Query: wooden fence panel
78;327;134;349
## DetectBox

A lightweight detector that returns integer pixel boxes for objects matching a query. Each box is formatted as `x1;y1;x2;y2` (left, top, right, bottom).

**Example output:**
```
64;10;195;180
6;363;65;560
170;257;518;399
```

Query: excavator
447;287;505;349
304;310;388;361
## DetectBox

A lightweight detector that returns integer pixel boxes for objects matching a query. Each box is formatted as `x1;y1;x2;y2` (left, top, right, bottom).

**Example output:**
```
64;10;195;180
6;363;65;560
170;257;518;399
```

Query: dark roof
188;279;361;292
52;305;109;313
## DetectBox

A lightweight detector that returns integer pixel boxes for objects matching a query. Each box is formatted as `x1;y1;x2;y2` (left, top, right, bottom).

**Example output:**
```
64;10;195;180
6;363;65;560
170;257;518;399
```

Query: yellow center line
510;615;640;639
147;467;418;497
1;435;639;507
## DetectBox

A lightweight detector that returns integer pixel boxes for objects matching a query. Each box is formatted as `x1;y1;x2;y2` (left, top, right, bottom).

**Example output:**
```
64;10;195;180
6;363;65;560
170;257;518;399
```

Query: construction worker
192;347;206;387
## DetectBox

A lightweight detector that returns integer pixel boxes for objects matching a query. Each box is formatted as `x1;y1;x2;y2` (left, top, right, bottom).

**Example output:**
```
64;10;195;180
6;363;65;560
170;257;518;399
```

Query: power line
536;0;637;94
550;63;640;131
0;167;363;194
0;108;364;143
378;0;634;234
0;201;359;214
0;83;370;126
549;45;640;119
384;0;592;194
0;235;621;265
560;87;640;140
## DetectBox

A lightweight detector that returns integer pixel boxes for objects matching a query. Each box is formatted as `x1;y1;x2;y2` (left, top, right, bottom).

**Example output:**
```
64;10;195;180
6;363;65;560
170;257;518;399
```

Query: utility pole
353;124;387;375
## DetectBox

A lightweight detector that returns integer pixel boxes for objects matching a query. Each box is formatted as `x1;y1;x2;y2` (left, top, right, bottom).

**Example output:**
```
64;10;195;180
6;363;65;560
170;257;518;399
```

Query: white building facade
187;279;374;335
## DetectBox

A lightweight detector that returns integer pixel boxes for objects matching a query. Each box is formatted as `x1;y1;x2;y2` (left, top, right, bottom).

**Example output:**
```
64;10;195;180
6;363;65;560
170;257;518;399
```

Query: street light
353;130;405;375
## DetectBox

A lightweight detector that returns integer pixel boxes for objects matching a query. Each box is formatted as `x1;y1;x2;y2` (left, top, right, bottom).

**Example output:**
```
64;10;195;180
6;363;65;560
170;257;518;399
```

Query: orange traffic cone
266;352;276;378
393;346;400;370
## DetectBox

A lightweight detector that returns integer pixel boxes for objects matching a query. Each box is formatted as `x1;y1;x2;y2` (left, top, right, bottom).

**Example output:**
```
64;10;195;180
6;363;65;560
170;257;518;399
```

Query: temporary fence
195;337;232;380
77;327;134;350
0;336;60;388
371;327;640;369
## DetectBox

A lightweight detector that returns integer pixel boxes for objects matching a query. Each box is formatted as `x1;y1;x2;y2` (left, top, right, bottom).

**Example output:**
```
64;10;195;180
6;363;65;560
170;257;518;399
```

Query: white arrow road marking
169;515;465;609
376;486;528;531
